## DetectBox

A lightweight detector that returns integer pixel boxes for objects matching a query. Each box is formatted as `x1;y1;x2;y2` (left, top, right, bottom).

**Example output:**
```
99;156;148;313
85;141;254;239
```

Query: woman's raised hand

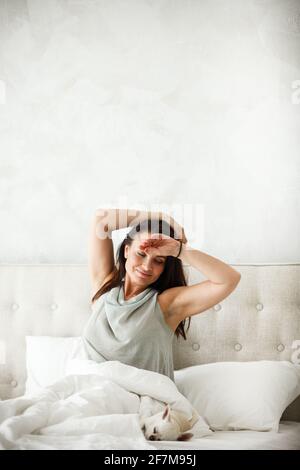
139;233;182;258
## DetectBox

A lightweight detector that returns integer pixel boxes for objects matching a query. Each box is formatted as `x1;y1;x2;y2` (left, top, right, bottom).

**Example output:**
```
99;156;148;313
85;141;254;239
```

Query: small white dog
140;403;197;441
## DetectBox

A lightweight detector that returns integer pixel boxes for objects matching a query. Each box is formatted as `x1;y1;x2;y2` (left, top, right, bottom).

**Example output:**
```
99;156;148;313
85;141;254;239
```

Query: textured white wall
0;0;299;263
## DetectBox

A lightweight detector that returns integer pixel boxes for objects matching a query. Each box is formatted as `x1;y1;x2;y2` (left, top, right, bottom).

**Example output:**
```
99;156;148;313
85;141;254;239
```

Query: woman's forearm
178;244;241;284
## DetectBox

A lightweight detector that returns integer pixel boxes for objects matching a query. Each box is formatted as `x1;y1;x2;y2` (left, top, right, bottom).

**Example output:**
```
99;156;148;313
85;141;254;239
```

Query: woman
82;208;241;382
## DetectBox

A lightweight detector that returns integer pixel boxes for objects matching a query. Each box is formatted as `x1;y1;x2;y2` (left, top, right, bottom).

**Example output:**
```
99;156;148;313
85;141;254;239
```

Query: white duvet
0;359;212;450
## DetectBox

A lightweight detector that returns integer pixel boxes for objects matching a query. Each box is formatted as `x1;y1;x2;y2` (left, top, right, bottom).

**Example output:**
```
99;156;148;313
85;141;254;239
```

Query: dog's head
140;404;194;441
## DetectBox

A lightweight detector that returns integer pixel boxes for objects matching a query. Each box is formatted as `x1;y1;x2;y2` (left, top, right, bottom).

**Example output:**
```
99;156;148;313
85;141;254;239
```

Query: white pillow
25;336;88;396
174;360;300;432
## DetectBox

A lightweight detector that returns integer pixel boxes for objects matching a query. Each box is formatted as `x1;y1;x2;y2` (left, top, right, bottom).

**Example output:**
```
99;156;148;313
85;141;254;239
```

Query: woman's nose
142;265;152;272
142;260;152;271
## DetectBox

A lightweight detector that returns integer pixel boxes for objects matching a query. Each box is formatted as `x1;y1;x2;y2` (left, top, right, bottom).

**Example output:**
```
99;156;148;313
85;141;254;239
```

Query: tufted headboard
0;263;299;422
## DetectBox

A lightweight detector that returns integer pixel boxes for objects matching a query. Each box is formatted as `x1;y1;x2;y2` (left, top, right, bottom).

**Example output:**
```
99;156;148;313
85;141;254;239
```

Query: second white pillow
174;360;300;432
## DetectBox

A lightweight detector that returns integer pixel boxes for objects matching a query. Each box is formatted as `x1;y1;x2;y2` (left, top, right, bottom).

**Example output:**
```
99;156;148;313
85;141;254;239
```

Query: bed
0;262;299;450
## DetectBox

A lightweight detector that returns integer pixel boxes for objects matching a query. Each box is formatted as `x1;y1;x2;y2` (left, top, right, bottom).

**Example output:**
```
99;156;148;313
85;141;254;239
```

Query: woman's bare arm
88;214;115;297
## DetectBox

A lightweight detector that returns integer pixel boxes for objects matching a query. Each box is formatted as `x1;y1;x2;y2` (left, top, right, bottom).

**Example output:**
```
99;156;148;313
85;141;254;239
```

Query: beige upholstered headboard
0;263;299;422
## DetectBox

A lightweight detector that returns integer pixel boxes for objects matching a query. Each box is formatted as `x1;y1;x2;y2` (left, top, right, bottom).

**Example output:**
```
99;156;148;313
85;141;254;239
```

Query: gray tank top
82;282;175;382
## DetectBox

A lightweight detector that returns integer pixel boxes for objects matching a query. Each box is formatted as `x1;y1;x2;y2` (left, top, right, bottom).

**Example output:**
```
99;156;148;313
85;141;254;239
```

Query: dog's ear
177;432;194;441
162;404;171;422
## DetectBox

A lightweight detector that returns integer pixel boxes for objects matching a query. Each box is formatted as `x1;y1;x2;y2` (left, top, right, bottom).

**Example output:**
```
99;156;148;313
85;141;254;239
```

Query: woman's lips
136;269;151;278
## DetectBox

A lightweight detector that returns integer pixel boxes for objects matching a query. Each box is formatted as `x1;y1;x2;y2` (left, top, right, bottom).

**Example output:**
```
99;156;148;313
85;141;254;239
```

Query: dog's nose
149;435;155;441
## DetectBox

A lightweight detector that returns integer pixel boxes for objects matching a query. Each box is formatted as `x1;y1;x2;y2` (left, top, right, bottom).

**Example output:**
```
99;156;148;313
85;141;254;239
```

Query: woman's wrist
177;242;190;261
174;240;183;258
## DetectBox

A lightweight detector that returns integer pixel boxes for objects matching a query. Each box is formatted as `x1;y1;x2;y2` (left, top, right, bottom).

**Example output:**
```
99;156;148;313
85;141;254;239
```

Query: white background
0;0;299;263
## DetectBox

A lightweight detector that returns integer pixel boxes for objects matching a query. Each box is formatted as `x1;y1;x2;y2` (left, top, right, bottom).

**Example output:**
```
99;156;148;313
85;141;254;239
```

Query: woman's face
124;232;167;285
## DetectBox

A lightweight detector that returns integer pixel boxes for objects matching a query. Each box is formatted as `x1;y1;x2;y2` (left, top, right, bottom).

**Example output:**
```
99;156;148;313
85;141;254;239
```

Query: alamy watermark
93;197;205;249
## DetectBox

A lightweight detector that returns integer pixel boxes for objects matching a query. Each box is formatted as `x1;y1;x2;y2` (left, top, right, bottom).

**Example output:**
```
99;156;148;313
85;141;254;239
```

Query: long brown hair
91;218;191;340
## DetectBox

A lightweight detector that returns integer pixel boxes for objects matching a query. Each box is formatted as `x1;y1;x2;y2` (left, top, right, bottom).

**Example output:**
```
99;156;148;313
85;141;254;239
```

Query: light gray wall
0;0;299;263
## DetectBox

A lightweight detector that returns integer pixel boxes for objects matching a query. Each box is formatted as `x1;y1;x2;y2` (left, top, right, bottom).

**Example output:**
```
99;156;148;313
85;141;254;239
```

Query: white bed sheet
151;421;300;450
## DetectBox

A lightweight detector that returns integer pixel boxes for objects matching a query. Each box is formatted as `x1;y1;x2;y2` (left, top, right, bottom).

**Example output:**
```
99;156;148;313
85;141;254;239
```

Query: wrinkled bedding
0;359;212;450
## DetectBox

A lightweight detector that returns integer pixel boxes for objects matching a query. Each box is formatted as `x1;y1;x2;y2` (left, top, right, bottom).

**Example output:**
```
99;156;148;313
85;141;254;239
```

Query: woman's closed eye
137;252;164;264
